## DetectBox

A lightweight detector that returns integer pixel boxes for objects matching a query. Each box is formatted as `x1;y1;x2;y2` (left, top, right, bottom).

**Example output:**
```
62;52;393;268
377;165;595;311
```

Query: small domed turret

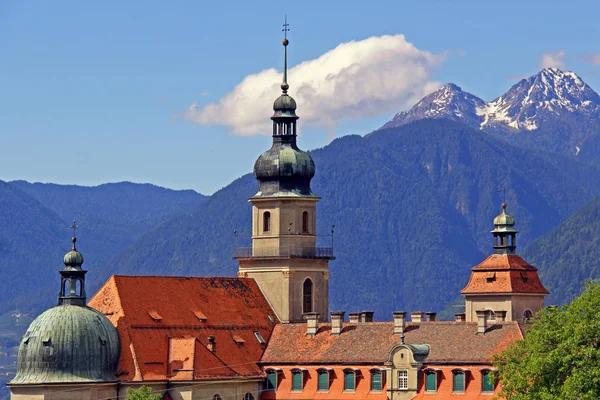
491;203;518;254
10;229;121;386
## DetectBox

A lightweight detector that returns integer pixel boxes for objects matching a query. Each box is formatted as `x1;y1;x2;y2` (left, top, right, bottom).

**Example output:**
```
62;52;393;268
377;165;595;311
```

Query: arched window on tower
62;279;70;297
302;211;309;234
74;279;82;297
523;310;533;322
263;212;271;232
303;279;313;313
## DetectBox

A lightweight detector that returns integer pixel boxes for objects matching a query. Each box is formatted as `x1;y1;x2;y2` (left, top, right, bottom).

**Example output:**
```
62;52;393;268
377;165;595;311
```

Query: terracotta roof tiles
261;321;524;365
89;276;278;382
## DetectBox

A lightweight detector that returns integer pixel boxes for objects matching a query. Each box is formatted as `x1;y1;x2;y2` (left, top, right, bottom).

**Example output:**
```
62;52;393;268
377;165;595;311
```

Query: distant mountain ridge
102;119;600;318
379;68;600;157
0;181;206;316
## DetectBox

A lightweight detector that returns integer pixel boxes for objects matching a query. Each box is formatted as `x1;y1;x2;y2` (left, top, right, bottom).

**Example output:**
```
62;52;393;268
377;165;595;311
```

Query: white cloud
184;34;446;136
581;53;600;65
539;50;566;69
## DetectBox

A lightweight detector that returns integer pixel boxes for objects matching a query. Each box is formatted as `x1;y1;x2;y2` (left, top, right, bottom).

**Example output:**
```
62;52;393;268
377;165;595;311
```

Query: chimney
425;312;437;322
360;311;374;322
393;312;406;335
330;311;345;335
304;312;320;336
349;312;361;324
455;313;466;322
411;311;425;323
495;310;507;322
476;310;487;335
207;336;216;352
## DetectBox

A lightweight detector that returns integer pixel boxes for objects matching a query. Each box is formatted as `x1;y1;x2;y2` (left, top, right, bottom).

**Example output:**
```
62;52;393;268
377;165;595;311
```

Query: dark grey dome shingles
10;305;120;384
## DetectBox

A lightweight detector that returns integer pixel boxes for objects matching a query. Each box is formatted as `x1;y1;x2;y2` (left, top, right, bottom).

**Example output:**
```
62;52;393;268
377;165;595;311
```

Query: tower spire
281;16;290;93
59;222;87;306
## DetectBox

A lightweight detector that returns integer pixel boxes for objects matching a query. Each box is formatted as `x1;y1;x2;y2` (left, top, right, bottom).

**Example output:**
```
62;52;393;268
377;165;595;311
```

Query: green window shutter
425;372;437;392
318;371;329;391
292;371;303;391
267;372;277;391
344;371;355;391
482;372;493;392
453;372;465;392
371;371;382;391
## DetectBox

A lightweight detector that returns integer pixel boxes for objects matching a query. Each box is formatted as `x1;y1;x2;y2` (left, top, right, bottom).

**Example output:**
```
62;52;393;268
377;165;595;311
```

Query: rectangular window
371;371;383;391
482;371;494;393
344;371;355;391
398;370;408;390
317;371;329;391
425;372;437;392
453;372;465;392
265;372;277;391
291;371;303;391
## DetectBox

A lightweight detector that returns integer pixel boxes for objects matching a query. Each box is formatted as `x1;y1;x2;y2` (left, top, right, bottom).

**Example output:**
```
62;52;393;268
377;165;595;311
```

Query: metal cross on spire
281;16;290;93
498;187;507;206
70;220;79;237
282;15;290;39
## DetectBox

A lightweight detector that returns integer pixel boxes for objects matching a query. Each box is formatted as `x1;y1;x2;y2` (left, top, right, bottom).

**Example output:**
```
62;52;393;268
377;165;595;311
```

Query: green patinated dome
10;305;120;385
492;203;518;233
63;249;84;267
273;93;297;116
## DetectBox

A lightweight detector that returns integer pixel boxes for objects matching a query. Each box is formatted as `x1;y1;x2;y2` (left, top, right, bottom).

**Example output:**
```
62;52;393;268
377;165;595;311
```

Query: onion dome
492;203;518;233
252;33;317;198
9;229;121;386
63;237;84;267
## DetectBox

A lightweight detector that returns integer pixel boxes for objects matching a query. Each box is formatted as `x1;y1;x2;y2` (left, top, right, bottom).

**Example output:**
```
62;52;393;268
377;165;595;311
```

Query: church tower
461;203;549;322
235;29;334;323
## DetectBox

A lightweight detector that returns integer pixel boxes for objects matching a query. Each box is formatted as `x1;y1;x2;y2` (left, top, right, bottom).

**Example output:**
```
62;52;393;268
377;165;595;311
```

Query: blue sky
1;0;599;194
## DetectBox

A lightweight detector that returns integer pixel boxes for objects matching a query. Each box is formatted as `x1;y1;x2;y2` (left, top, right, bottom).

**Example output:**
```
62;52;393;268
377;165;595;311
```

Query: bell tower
235;24;334;323
461;203;549;323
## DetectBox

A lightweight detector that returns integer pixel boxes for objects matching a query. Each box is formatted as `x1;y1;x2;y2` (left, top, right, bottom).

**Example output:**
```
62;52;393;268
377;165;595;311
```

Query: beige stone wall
117;380;260;400
10;383;118;400
239;258;329;323
241;197;329;323
385;345;423;400
465;294;545;322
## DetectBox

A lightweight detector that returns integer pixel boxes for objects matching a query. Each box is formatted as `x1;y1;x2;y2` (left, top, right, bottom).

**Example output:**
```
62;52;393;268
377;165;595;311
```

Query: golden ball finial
282;38;289;46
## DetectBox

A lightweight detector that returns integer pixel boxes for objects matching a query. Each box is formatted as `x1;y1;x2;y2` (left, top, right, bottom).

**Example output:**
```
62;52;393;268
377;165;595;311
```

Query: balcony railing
233;246;334;259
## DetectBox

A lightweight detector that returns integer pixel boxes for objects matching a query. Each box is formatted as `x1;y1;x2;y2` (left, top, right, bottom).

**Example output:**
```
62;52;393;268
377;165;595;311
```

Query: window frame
302;278;313;314
265;370;278;392
343;369;357;392
302;211;309;234
370;369;384;392
452;370;466;393
481;370;494;393
424;370;438;393
263;211;271;233
316;369;331;392
397;369;408;390
291;369;304;392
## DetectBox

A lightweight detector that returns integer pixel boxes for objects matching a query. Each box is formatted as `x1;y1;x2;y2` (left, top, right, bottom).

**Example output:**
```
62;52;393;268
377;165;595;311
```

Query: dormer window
254;331;266;344
148;311;162;321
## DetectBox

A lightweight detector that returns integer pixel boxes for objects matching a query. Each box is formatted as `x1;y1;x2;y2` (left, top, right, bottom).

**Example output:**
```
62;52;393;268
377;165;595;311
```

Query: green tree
494;281;600;400
125;386;162;400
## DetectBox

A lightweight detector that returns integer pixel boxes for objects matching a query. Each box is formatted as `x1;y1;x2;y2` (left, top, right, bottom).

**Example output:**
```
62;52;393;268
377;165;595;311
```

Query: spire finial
281;15;290;93
70;220;79;250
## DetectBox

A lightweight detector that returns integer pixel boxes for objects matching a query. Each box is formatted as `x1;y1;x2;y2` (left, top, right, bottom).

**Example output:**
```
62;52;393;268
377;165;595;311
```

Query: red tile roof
89;276;278;382
461;254;549;295
261;321;524;365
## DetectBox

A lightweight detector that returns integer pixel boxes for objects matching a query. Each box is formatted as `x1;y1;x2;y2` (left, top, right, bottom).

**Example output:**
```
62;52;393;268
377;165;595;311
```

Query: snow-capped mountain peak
477;68;600;131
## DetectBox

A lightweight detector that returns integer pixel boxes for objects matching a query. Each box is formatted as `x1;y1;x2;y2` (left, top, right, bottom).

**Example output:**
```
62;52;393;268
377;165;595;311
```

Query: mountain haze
104;120;600;317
